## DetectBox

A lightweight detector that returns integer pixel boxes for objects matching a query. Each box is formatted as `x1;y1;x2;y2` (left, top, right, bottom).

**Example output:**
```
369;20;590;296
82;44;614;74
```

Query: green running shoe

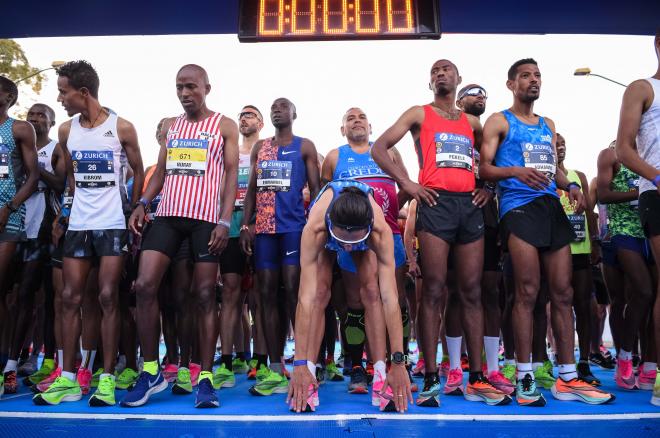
89;375;116;406
534;365;556;389
515;373;546;407
249;370;288;396
25;358;55;386
542;360;554;377
115;368;138;390
33;376;82;405
232;359;249;374
502;363;516;384
172;367;193;395
326;361;344;382
256;364;270;382
0;374;4;398
91;368;104;388
213;364;236;389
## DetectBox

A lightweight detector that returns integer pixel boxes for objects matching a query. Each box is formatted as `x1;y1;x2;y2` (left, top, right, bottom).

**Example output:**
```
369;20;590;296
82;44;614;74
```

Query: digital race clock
238;0;441;42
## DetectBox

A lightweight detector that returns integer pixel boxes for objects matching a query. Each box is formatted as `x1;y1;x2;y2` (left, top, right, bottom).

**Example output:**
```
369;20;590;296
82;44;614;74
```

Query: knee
135;276;159;304
195;284;216;309
359;283;380;307
61;286;82;310
98;287;118;311
422;282;446;308
515;278;540;308
550;284;573;309
315;286;331;308
459;280;481;308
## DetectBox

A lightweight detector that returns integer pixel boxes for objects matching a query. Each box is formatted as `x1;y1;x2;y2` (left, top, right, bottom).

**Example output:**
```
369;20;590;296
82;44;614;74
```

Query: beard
464;103;485;117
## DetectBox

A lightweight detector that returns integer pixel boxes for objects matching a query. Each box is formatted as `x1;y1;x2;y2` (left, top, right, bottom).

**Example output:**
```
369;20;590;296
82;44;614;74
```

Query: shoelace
98;378;114;393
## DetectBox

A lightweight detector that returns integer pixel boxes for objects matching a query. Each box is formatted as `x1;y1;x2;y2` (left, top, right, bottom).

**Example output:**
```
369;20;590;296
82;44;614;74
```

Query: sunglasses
328;220;372;245
238;111;261;121
458;87;488;100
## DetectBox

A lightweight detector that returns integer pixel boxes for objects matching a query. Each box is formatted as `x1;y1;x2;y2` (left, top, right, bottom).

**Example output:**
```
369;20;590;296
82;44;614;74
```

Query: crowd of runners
0;31;659;413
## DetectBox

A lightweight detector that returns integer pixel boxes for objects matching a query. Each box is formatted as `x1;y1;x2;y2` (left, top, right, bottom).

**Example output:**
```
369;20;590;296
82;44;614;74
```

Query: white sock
3;359;18;373
62;371;76;382
517;362;533;380
558;363;577;381
99;373;115;381
87;350;97;371
484;336;500;374
306;361;316;376
643;362;657;373
532;362;543;371
57;349;64;369
447;336;462;370
504;359;516;366
374;360;386;379
618;349;632;360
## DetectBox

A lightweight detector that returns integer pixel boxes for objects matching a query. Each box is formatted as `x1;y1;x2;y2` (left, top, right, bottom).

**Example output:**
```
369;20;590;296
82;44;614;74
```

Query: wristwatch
239;224;250;233
391;351;407;365
4;201;17;213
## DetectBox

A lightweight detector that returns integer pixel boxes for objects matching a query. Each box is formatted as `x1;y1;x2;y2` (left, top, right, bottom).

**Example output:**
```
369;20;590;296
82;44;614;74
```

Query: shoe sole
328;375;344;382
589;361;614;370
195;400;220;408
172;384;193;395
443;386;463;396
249;386;288;396
120;378;168;407
551;385;615;405
615;378;638;390
465;393;512;406
380;400;396;412
639;381;655;390
516;395;547;407
491;385;515;396
89;396;115;407
416;395;440;407
33;393;82;406
348;386;369;394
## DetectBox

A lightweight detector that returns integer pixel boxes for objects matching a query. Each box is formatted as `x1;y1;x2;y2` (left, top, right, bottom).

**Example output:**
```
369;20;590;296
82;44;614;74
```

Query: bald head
177;64;209;85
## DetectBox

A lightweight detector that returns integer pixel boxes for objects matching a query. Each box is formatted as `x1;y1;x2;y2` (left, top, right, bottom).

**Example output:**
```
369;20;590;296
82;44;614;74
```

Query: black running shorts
64;229;128;258
639;190;660;238
219;237;247;275
141;216;217;263
416;191;484;245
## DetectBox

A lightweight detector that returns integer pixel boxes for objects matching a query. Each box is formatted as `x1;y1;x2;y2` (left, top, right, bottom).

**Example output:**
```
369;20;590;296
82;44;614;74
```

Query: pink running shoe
438;360;450;379
413;359;425;377
34;368;61;393
637;367;657;390
289;384;319;413
444;368;463;395
615;358;637;390
488;370;515;395
162;364;179;383
77;368;92;395
190;362;201;386
371;370;395;412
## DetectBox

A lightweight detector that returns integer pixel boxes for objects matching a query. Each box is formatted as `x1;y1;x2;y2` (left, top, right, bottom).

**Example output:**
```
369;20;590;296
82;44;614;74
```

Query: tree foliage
0;39;44;94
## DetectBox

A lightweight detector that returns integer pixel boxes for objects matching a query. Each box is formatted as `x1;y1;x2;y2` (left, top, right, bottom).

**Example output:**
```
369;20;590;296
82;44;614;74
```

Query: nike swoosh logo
286;250;298;255
282;151;296;155
148;377;160;388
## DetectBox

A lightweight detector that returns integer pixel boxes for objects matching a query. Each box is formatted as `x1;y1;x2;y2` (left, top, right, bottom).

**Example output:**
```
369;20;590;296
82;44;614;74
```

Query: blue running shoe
195;372;219;408
120;371;168;407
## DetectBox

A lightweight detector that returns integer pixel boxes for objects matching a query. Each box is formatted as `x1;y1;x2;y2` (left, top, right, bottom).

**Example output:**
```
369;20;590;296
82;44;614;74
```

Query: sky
12;33;657;185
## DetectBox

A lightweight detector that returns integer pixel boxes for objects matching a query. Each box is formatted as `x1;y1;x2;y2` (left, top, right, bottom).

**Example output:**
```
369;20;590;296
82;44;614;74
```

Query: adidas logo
103;130;115;137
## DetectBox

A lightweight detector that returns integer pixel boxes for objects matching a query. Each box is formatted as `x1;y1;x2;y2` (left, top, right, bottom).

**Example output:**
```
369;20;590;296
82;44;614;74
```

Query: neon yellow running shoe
502;363;516;384
212;364;236;389
115;368;138;390
172;367;193;395
89;375;116;407
24;358;55;386
256;364;270;382
534;365;556;390
249;370;288;396
232;359;249;374
91;368;104;388
33;376;82;405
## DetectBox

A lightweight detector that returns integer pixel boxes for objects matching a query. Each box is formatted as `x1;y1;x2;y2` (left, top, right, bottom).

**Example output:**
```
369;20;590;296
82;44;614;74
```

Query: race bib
628;178;639;209
235;165;250;207
568;214;586;242
256;160;292;192
0;144;10;179
72;150;115;188
435;132;473;171
166;139;208;176
521;142;555;179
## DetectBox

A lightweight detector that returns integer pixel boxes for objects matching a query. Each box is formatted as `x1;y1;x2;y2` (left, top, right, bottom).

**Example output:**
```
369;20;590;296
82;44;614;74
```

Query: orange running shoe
464;376;512;406
551;377;615;404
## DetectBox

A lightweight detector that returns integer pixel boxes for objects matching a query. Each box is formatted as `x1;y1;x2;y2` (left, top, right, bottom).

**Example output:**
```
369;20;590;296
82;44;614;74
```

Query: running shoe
365;361;374;384
589;352;615;370
17;356;38;376
501;363;516;384
652;375;660;406
413;359;425;377
189;363;201;386
33;367;61;393
372;370;395;411
577;361;601;386
444;368;463;395
162;363;178;383
416;374;440;407
115;368;138;390
120;370;168;407
615;357;637;390
533;364;556;390
255;364;270;382
632;354;641;373
212;364;235;389
24;358;55;386
551;377;615;404
3;371;17;394
195;372;219;408
91;368;104;389
289;383;318;412
89;375;116;406
348;366;369;394
0;374;3;398
172;367;193;394
438;359;450;379
464;375;512;406
460;354;470;372
249;371;288;396
542;360;554;377
232;358;249;374
247;360;258;380
637;367;657;390
515;373;546;407
77;368;92;395
33;376;82;405
487;370;516;395
342;356;353;376
326;361;344;382
336;354;345;369
316;366;325;385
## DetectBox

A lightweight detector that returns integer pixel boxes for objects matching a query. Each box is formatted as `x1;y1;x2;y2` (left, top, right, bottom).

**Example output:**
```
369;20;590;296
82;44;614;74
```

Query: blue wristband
653;175;660;187
567;182;581;192
293;360;307;367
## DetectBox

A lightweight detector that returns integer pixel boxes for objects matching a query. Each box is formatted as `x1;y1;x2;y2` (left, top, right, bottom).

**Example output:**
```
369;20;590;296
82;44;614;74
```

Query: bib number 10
258;0;414;36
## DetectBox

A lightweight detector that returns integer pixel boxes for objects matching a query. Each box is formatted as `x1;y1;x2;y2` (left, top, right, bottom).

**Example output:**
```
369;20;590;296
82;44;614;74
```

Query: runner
0;77;40;397
614;29;660;405
478;58;613;406
121;64;238;409
240;98;320;396
287;179;411;413
371;59;510;407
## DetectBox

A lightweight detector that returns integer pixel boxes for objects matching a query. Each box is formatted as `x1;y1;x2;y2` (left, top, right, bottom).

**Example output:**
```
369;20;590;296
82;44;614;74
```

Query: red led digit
292;0;316;34
259;0;285;35
387;0;413;33
323;0;348;34
355;0;380;34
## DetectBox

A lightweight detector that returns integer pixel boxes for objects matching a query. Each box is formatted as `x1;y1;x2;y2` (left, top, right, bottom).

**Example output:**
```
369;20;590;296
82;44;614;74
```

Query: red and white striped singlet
156;112;224;224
